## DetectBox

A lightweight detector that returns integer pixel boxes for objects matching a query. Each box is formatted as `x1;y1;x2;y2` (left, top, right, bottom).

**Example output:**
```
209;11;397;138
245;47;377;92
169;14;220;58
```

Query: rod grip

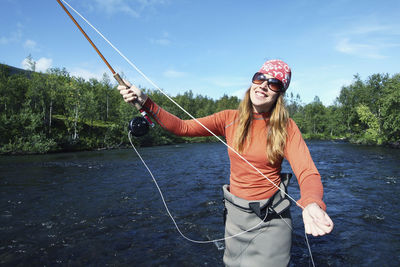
114;73;155;127
113;72;126;86
113;73;142;110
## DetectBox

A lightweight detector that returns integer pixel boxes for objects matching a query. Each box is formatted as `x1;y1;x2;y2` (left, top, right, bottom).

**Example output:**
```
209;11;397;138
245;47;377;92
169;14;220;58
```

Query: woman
119;59;333;266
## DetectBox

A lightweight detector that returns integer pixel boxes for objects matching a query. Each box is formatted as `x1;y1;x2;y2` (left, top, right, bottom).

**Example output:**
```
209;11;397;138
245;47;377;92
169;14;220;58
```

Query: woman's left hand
302;202;334;236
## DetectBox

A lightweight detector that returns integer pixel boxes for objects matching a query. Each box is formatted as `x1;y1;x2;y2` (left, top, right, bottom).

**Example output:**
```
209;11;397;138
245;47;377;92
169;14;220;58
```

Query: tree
356;104;383;144
300;96;326;135
2;61;399;154
379;74;400;143
215;94;240;112
24;54;36;71
63;77;83;141
285;92;303;117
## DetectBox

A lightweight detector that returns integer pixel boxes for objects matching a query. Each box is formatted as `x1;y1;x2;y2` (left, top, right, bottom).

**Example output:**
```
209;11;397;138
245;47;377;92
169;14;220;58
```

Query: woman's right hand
117;79;148;107
302;202;334;236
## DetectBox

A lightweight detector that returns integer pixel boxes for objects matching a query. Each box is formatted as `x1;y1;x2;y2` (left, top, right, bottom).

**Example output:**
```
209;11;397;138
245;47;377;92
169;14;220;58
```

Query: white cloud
70;67;108;81
194;75;249;100
24;39;37;50
93;0;139;17
335;38;386;59
163;69;186;78
36;58;53;72
347;25;395;35
230;88;246;99
21;57;53;72
334;23;400;59
320;78;353;105
0;28;22;45
291;75;353;106
87;0;168;18
204;75;249;89
335;38;354;54
21;58;31;70
151;38;170;45
137;0;168;6
150;31;171;46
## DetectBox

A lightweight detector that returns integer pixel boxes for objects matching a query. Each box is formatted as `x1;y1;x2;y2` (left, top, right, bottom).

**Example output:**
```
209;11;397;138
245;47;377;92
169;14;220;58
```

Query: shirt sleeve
142;97;226;137
284;119;326;211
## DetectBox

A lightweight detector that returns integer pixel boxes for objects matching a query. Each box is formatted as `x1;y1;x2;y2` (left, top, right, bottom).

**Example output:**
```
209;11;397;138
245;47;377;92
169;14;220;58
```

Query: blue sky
1;0;399;106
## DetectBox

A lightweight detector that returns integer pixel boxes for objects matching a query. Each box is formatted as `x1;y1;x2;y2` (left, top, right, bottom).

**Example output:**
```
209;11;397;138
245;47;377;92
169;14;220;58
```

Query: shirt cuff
297;196;327;211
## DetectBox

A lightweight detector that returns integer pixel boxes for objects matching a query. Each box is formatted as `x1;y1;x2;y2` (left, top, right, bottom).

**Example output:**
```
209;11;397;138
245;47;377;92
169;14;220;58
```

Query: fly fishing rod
55;0;306;210
56;0;154;136
54;2;318;264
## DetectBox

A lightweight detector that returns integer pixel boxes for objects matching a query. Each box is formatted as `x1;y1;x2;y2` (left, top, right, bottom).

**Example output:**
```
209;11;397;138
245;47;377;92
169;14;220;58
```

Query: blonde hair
233;88;289;165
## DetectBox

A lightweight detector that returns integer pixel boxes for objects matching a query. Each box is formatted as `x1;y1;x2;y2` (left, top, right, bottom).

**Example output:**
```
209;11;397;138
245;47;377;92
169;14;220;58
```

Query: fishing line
59;0;315;264
128;131;270;244
59;0;303;210
129;130;315;267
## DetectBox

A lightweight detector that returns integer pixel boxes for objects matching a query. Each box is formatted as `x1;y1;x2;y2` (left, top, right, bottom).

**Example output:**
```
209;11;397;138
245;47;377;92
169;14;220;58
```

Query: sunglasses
252;72;284;92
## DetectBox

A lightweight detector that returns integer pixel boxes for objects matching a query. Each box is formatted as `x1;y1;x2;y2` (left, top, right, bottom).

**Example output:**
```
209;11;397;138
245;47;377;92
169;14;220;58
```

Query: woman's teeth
256;91;267;97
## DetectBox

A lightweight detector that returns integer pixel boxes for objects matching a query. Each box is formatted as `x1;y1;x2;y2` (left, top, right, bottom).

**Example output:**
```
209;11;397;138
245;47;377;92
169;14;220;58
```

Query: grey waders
223;173;293;267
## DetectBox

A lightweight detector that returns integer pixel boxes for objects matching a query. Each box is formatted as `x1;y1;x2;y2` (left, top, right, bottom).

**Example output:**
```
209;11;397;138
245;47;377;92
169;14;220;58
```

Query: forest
0;62;399;154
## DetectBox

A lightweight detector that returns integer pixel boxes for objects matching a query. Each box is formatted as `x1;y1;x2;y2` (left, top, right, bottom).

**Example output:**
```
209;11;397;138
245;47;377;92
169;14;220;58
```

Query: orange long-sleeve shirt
143;98;326;210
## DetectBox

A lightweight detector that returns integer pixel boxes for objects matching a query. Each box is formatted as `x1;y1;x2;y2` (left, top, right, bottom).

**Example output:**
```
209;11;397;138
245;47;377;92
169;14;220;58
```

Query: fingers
123;93;138;103
306;222;326;236
117;79;131;90
315;213;334;230
313;210;334;232
305;220;330;236
313;209;331;227
304;213;326;236
304;221;312;235
119;88;137;102
313;222;328;236
117;79;137;103
303;205;334;236
318;213;334;233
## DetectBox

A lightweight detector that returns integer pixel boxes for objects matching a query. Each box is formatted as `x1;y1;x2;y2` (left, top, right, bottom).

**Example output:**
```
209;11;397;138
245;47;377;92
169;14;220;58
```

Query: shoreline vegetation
1;62;399;155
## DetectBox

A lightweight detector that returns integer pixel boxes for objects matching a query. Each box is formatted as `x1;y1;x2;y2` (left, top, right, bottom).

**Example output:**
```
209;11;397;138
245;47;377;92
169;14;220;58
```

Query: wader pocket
222;173;293;222
269;173;292;216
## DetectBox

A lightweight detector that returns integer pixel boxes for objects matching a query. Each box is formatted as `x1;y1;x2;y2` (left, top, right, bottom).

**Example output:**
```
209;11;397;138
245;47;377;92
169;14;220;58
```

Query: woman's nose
259;81;269;90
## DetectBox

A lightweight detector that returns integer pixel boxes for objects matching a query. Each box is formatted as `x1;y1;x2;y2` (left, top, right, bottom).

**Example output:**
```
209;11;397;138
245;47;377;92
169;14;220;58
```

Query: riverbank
2;134;399;157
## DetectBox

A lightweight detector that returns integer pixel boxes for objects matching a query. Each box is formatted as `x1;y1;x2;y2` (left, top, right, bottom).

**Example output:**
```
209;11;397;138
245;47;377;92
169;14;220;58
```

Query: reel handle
114;73;155;127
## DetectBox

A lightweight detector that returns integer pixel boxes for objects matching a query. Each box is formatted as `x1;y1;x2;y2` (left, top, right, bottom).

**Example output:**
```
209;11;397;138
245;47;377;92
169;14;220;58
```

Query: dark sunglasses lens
268;79;283;92
252;73;283;91
252;72;265;84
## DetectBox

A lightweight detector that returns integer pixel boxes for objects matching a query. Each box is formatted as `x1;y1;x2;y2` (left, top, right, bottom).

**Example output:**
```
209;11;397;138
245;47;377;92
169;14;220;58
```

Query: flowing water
1;141;399;266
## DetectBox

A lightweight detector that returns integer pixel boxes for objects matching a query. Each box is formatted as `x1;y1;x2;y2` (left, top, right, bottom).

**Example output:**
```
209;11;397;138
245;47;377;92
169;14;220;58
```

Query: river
1;141;399;266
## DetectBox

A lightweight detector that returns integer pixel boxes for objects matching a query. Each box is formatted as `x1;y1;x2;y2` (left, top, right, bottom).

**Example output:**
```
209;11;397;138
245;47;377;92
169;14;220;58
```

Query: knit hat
259;59;291;91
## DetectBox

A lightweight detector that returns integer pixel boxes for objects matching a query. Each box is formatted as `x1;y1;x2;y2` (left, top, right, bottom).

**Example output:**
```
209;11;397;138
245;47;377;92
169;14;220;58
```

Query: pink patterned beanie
259;59;291;91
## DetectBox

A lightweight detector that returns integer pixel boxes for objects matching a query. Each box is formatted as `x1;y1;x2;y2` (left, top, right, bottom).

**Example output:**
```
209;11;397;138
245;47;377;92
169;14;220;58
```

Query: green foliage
0;64;239;154
0;104;57;154
1;61;399;154
355;104;383;144
333;73;399;145
379;74;400;143
287;72;400;145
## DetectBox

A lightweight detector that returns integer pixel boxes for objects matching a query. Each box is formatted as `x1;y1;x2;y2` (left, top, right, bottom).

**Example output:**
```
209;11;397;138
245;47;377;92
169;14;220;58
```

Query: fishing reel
128;116;150;137
128;106;155;137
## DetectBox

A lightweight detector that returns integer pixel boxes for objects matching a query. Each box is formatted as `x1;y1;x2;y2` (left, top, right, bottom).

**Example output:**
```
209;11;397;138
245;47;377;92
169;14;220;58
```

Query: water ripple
1;142;399;266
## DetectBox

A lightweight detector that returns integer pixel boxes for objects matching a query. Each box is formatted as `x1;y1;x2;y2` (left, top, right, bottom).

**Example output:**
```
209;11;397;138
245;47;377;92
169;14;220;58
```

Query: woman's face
249;74;280;113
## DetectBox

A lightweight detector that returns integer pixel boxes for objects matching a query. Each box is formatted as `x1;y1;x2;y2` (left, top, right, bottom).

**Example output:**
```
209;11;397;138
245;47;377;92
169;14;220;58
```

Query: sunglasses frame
252;72;284;92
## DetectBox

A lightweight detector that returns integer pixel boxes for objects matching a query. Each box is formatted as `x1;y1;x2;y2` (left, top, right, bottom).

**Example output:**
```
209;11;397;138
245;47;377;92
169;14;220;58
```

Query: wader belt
223;173;292;222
